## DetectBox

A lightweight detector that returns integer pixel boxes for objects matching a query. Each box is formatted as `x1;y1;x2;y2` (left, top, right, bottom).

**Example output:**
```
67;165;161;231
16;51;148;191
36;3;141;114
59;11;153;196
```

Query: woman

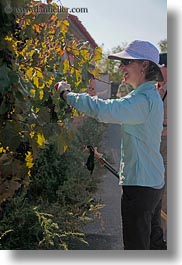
116;83;131;98
54;40;166;250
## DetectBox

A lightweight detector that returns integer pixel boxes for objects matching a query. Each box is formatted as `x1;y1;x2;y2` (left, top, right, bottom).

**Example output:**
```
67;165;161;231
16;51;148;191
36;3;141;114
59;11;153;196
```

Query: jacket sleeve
66;92;150;125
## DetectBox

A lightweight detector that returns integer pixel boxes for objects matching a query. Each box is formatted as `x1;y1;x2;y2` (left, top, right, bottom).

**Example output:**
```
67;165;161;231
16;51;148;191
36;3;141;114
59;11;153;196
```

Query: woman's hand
86;78;96;96
54;81;71;93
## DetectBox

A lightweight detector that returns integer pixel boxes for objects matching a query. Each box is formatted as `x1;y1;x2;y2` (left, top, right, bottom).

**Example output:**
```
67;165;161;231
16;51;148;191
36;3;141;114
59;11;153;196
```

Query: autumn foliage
0;0;102;204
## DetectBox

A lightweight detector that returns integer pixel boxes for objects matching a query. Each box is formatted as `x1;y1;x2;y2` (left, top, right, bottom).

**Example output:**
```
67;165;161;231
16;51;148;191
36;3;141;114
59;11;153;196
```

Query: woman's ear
142;61;150;71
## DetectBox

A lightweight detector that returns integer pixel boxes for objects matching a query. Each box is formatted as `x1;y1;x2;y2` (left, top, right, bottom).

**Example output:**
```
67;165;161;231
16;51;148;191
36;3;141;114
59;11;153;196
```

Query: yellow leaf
29;50;35;57
37;133;45;147
42;42;46;49
39;90;44;100
47;78;53;86
59;49;64;56
34;24;41;33
26;67;34;79
75;70;81;82
61;23;68;35
48;27;55;35
0;147;4;153
50;15;57;22
56;20;62;27
25;151;34;169
33;76;39;88
72;108;79;117
63;145;68;153
39;82;45;89
75;80;81;87
29;131;35;139
63;20;69;26
93;47;102;61
30;89;36;96
4;36;13;42
80;49;90;60
35;68;43;78
31;124;36;129
63;59;70;72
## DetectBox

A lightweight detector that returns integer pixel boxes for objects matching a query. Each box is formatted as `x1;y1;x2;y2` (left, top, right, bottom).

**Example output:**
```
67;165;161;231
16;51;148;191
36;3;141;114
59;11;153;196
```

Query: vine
0;0;102;204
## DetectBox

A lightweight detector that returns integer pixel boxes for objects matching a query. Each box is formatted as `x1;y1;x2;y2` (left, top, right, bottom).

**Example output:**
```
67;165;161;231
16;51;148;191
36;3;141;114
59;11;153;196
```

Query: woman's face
119;59;147;88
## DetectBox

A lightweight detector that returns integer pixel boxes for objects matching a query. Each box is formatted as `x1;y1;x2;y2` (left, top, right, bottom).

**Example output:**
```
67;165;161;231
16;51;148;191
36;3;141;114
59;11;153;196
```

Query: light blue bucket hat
108;40;164;81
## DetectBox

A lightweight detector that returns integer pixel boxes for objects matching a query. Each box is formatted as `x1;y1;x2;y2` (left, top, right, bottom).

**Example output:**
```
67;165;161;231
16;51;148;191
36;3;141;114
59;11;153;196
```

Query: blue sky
56;0;167;52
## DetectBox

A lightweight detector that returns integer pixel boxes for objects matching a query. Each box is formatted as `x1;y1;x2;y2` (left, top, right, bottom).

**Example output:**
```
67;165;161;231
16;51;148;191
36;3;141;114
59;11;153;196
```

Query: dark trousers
121;186;166;250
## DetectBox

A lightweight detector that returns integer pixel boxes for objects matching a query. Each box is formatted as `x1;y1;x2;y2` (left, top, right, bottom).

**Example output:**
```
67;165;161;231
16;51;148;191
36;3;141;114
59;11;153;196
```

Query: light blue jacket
66;81;165;188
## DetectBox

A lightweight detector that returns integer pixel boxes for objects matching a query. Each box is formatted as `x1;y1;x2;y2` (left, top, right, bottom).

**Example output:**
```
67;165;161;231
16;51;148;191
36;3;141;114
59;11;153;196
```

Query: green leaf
32;107;50;126
0;64;12;95
0;121;21;152
0;157;27;203
54;128;73;155
18;78;32;96
8;71;19;83
0;99;10;115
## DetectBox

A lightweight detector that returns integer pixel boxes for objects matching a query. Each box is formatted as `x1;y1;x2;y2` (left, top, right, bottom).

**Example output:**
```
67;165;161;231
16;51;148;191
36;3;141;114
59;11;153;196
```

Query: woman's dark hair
136;60;161;81
145;61;161;81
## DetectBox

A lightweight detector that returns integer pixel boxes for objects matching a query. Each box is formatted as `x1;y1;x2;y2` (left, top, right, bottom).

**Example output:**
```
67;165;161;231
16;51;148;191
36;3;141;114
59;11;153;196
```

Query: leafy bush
0;118;105;249
0;0;102;204
0;0;104;250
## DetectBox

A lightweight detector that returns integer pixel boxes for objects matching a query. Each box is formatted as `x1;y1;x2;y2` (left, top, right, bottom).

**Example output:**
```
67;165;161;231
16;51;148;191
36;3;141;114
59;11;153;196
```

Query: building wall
95;73;111;99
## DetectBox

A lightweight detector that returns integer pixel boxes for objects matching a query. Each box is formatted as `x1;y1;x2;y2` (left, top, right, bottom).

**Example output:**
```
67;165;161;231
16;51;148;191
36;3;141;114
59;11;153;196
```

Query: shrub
0;118;105;249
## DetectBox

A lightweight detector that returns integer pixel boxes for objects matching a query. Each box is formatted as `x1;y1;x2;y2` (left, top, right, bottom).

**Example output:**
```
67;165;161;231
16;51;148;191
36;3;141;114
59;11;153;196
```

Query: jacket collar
131;81;155;95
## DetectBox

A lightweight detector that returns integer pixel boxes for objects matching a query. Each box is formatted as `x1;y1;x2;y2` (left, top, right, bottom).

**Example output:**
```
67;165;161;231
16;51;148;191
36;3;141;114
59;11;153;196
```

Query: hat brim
108;49;146;60
108;50;164;82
